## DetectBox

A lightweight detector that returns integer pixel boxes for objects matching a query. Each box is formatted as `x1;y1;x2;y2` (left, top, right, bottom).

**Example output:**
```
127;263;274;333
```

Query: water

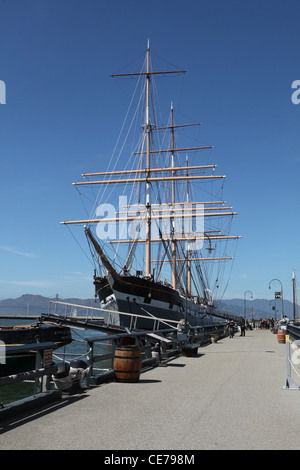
53;326;113;371
0;318;112;405
1;382;35;406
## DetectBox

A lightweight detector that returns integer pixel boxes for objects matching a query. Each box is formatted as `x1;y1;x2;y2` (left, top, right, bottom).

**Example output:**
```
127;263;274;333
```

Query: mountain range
215;298;298;319
0;294;97;316
0;294;298;320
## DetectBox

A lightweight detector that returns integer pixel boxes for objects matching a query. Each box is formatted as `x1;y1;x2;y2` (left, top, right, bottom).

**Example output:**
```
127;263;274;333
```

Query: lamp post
244;290;253;325
269;300;277;322
269;278;284;319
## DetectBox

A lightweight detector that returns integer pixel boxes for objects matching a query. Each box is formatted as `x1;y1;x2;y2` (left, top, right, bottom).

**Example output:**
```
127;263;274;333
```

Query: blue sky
0;0;299;308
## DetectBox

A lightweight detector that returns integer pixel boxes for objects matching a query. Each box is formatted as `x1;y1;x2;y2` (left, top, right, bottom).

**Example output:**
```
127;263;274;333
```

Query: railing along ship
46;300;181;331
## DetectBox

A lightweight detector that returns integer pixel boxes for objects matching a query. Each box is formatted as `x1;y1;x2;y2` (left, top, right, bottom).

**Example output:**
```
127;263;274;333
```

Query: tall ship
62;42;240;329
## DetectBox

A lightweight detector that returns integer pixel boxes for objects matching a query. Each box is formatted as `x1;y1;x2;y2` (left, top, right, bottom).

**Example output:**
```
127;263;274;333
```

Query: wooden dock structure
1;328;300;450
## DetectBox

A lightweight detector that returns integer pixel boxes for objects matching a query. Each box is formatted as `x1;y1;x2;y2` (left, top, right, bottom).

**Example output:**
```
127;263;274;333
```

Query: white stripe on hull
100;288;213;328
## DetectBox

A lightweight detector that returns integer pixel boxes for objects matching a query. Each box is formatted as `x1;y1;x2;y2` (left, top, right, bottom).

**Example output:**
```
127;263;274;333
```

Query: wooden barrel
113;345;142;383
277;330;286;344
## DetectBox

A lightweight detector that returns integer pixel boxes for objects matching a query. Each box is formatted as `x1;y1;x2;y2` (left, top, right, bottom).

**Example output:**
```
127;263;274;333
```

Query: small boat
0;322;72;377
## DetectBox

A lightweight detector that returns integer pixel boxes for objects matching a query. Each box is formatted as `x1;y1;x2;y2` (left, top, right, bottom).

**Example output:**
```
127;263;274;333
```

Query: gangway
41;300;180;333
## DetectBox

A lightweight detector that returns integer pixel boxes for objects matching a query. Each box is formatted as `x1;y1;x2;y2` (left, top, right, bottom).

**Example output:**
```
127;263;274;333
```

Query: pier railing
50;319;227;384
0;343;62;419
287;323;300;341
0;303;228;418
281;323;300;391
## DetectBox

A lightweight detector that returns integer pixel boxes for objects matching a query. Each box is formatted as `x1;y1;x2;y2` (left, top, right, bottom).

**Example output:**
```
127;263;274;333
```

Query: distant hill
0;294;97;316
0;294;298;320
215;298;299;320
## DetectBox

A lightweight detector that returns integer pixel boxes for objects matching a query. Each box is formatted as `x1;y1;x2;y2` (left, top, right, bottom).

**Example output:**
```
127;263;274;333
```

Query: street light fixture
244;290;253;324
269;300;278;322
268;278;284;319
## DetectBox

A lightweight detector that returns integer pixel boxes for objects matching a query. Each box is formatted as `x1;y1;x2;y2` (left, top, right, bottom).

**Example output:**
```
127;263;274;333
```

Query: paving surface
1;328;299;450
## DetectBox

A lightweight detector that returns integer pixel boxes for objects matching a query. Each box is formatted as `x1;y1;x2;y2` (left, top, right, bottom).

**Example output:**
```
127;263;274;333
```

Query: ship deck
1;328;299;450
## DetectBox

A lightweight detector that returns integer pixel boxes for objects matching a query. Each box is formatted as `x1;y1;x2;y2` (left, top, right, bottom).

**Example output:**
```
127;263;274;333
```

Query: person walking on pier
227;320;235;338
240;319;246;337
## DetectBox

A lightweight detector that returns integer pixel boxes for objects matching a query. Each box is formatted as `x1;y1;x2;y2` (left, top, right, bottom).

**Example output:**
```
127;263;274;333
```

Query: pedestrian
240;319;245;336
227;320;235;338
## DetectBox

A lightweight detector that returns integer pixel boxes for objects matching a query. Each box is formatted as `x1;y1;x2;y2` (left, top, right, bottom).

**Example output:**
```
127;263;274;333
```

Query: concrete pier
1;329;299;450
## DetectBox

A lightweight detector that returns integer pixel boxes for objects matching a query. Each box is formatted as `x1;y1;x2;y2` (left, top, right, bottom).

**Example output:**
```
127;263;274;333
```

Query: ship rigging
61;41;241;328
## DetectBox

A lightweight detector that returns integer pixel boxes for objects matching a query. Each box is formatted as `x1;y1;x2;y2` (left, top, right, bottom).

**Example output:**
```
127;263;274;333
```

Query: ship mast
293;270;296;320
171;103;176;288
108;40;185;279
145;40;151;278
108;39;186;279
186;155;191;297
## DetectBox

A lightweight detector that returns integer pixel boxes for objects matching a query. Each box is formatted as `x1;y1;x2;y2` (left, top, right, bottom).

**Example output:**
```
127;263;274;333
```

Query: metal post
244;290;253;326
283;335;300;390
34;350;43;394
86;341;94;385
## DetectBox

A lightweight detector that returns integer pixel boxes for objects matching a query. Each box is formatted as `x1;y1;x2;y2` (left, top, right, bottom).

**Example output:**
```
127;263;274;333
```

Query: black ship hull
94;273;216;329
